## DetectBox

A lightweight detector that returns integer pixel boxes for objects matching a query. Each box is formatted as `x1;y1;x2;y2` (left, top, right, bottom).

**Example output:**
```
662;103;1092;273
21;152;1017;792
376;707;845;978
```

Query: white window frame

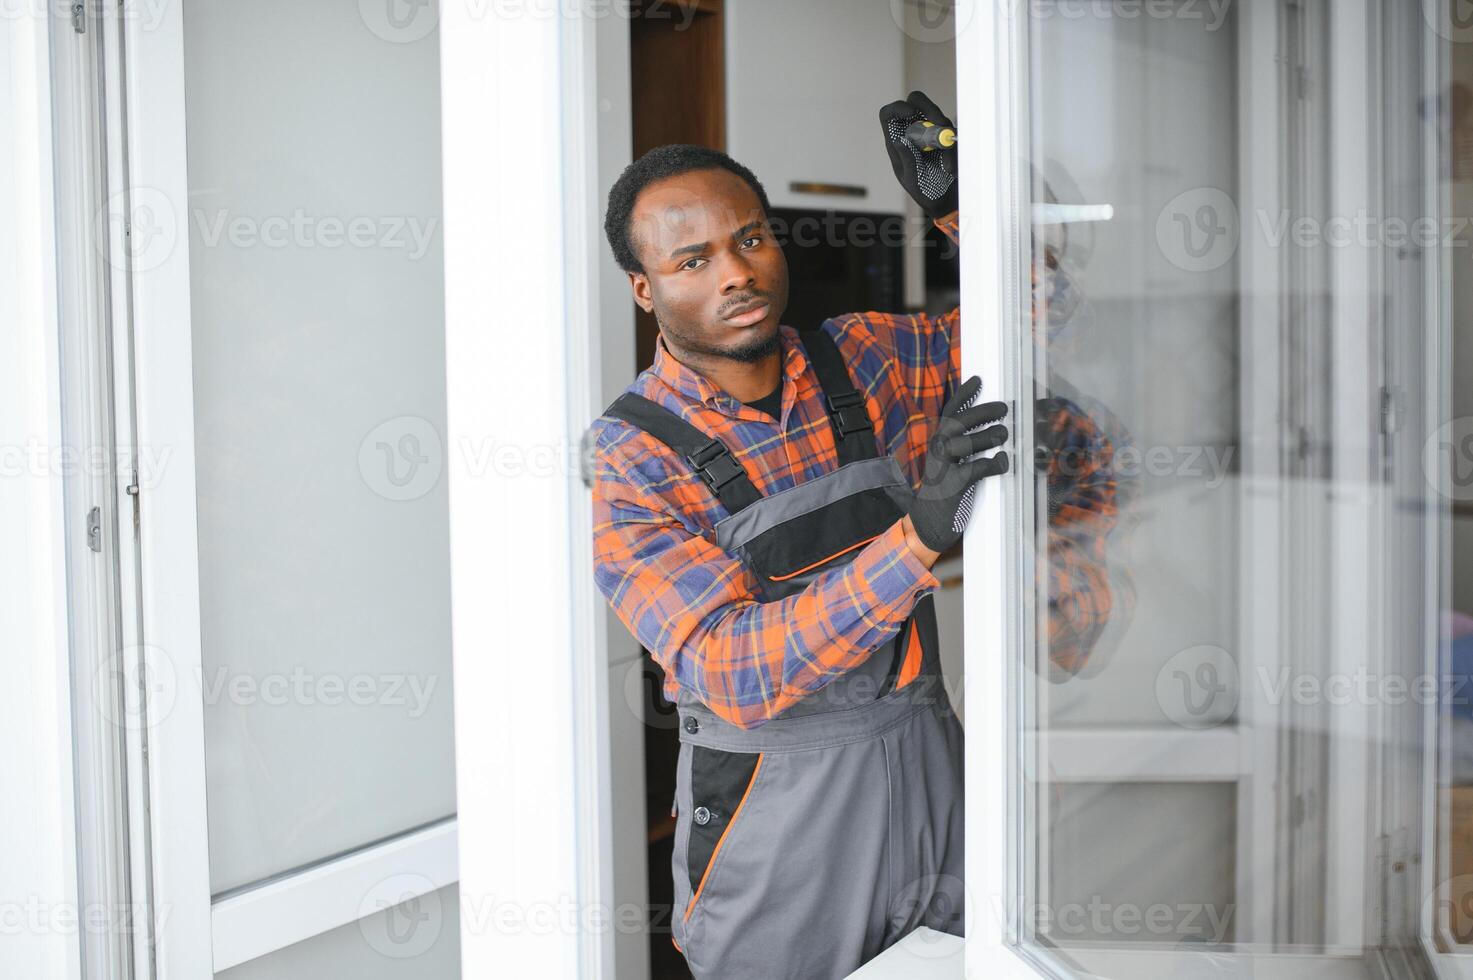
438;0;612;975
102;0;632;974
105;2;483;976
3;8;84;980
49;6;150;977
111;3;214;973
954;2;1035;974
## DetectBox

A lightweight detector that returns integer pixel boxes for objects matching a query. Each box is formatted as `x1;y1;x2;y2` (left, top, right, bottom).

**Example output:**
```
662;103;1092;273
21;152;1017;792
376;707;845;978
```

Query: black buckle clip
686;438;745;491
826;391;871;437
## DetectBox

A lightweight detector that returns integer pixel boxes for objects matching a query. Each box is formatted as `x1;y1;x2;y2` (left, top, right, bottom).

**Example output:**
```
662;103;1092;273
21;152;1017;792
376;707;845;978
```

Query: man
587;93;1116;978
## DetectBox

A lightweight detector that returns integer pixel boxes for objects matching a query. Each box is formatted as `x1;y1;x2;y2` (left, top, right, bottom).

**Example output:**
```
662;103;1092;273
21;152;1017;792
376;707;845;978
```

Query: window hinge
71;2;85;33
127;467;140;530
87;506;102;552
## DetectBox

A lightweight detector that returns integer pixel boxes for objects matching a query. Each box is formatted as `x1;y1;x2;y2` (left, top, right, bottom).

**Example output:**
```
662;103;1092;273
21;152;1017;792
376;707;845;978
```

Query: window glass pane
1017;0;1442;972
182;0;455;893
1045;784;1237;947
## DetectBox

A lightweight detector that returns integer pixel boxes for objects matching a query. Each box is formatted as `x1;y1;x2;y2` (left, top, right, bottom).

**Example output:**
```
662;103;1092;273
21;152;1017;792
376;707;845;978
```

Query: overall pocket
682;745;764;926
741;485;904;596
713;457;912;600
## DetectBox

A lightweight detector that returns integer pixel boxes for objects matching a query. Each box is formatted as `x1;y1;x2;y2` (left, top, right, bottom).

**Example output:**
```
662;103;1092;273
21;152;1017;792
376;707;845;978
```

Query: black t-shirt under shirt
743;379;782;420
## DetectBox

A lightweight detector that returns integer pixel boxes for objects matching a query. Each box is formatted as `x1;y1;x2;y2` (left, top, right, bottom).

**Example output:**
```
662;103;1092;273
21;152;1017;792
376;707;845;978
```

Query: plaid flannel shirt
589;212;1120;729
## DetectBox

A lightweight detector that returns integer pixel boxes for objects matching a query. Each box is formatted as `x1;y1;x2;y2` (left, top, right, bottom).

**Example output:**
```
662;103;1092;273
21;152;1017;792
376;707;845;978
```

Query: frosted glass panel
215;886;460;980
183;0;456;893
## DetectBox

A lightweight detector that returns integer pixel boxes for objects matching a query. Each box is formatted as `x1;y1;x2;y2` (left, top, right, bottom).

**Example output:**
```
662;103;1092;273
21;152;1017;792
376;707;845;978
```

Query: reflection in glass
1014;1;1452;975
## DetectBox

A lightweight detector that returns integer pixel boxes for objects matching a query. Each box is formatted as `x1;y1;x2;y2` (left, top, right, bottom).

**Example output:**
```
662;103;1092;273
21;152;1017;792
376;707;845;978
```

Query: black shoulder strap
798;326;877;465
602;392;763;515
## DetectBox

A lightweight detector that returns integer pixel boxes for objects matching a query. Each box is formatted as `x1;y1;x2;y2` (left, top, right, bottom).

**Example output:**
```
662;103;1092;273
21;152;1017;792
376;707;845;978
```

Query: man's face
626;168;789;364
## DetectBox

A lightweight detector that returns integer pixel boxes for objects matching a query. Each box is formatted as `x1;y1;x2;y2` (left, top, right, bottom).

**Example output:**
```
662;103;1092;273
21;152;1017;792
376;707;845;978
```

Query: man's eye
681;257;705;270
741;236;761;248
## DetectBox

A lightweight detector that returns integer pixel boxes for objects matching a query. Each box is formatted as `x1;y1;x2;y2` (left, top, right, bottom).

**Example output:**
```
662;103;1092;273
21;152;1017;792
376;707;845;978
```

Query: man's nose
718;252;756;294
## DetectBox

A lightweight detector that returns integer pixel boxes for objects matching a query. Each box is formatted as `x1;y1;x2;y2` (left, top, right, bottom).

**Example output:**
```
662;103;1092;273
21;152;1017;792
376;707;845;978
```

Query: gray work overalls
603;327;965;979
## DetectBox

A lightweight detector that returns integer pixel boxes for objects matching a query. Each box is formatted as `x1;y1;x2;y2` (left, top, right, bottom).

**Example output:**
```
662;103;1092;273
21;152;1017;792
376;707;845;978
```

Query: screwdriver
904;119;957;152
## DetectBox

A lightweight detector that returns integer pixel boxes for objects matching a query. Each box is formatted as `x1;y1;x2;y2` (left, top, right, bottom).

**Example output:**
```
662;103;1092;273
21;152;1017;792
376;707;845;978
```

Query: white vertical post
1;10;82;980
1323;0;1374;950
118;0;218;973
954;1;1036;977
560;6;622;979
440;1;594;974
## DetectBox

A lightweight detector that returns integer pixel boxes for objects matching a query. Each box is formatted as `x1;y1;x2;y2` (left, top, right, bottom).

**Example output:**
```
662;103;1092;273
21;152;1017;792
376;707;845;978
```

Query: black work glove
879;90;959;220
908;376;1009;554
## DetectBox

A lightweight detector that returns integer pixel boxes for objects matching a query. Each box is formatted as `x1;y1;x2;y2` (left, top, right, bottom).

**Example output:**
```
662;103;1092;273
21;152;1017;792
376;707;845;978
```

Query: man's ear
627;271;654;313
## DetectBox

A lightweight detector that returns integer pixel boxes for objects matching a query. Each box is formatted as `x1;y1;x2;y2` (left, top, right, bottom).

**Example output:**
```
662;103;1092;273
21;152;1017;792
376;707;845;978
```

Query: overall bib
603;328;965;980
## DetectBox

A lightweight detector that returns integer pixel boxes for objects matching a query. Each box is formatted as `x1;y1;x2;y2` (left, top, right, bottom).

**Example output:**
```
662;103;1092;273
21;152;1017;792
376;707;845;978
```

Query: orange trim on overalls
895;618;924;690
684;753;765;923
766;534;882;582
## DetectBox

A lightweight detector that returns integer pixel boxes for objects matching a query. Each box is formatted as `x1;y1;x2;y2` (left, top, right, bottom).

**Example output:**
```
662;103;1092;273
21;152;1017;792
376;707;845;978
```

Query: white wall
726;0;907;215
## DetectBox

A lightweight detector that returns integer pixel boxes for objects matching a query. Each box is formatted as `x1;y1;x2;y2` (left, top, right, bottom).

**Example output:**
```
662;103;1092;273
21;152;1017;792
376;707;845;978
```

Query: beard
657;313;781;364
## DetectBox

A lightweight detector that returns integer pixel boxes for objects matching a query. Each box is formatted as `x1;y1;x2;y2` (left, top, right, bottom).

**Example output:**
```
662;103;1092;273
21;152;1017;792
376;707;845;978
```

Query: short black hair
603;144;773;274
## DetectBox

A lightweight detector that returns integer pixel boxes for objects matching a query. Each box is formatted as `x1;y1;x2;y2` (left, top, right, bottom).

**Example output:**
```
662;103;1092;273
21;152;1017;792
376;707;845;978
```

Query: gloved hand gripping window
907;375;1010;555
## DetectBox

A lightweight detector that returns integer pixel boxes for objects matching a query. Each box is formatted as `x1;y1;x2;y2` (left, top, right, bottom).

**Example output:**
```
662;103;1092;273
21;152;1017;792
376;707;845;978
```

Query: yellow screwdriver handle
905;119;958;152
